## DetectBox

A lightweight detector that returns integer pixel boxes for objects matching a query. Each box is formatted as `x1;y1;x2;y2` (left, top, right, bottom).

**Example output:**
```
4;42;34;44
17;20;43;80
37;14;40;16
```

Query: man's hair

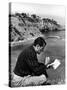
33;37;46;47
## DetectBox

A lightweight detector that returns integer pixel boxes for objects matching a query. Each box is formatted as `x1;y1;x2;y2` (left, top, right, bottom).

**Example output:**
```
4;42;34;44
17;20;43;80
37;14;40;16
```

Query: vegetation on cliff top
9;13;64;42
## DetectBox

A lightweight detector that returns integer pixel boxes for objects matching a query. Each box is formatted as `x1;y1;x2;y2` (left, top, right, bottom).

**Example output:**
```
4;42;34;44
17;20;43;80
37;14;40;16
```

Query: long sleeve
25;51;47;76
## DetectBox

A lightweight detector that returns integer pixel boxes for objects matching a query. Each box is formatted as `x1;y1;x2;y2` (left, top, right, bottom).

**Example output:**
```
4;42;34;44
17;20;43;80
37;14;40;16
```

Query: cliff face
40;18;63;32
9;13;63;42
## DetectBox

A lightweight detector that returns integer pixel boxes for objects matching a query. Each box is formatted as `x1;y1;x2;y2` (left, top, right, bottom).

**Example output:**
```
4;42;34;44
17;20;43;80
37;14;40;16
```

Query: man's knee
40;74;47;82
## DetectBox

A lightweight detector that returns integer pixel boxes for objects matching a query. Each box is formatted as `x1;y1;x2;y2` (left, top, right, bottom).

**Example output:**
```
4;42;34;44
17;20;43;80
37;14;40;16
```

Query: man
12;37;50;87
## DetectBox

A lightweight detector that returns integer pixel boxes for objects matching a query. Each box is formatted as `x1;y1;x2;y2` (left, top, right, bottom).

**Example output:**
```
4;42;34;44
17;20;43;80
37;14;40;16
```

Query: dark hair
33;37;46;47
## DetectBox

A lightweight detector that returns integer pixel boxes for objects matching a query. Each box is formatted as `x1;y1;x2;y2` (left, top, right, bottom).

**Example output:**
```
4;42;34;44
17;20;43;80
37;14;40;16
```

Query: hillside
9;13;63;43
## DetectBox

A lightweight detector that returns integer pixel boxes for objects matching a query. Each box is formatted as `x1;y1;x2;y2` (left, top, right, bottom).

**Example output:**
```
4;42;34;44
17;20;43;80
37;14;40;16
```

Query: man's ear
37;44;40;49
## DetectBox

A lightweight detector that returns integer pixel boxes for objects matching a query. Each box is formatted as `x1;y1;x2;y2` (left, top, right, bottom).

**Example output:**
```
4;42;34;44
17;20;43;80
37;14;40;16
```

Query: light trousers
12;73;47;87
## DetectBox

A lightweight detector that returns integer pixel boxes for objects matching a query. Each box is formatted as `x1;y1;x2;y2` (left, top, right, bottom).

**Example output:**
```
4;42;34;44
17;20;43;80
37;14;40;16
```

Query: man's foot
41;80;51;85
41;82;51;85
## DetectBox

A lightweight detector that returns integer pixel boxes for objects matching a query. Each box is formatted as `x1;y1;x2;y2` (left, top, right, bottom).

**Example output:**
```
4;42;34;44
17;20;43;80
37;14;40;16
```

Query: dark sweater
14;45;48;77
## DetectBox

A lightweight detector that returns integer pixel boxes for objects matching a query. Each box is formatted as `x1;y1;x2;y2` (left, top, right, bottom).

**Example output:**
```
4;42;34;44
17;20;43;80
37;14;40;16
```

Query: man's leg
12;73;47;87
11;73;24;87
23;74;47;86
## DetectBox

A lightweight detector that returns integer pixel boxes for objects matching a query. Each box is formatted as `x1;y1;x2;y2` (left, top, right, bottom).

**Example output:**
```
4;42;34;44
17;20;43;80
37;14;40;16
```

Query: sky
10;2;65;26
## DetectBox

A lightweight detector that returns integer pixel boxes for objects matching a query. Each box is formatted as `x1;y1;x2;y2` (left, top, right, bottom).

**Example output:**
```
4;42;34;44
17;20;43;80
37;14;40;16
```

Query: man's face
35;44;45;54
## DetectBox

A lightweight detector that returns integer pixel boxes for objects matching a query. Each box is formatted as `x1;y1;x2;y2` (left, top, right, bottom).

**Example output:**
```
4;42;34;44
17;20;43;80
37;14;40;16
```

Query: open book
47;59;61;70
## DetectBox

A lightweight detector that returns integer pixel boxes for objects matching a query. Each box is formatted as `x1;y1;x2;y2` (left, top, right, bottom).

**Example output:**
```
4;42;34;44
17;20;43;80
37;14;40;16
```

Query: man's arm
25;52;47;76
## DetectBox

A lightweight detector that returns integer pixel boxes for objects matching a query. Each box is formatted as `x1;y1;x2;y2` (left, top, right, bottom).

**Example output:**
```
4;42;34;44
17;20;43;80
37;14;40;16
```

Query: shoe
41;81;51;85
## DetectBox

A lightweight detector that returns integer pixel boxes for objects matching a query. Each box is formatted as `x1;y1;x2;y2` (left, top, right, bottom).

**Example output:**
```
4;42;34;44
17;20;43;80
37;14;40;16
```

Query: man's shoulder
22;45;34;54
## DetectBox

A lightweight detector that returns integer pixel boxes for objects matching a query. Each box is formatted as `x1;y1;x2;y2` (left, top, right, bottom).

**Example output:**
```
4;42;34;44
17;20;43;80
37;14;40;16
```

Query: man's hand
45;57;50;65
46;63;53;69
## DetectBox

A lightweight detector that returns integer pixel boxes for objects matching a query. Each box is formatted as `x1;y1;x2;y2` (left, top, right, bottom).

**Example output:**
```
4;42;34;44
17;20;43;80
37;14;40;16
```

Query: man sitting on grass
12;37;51;87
